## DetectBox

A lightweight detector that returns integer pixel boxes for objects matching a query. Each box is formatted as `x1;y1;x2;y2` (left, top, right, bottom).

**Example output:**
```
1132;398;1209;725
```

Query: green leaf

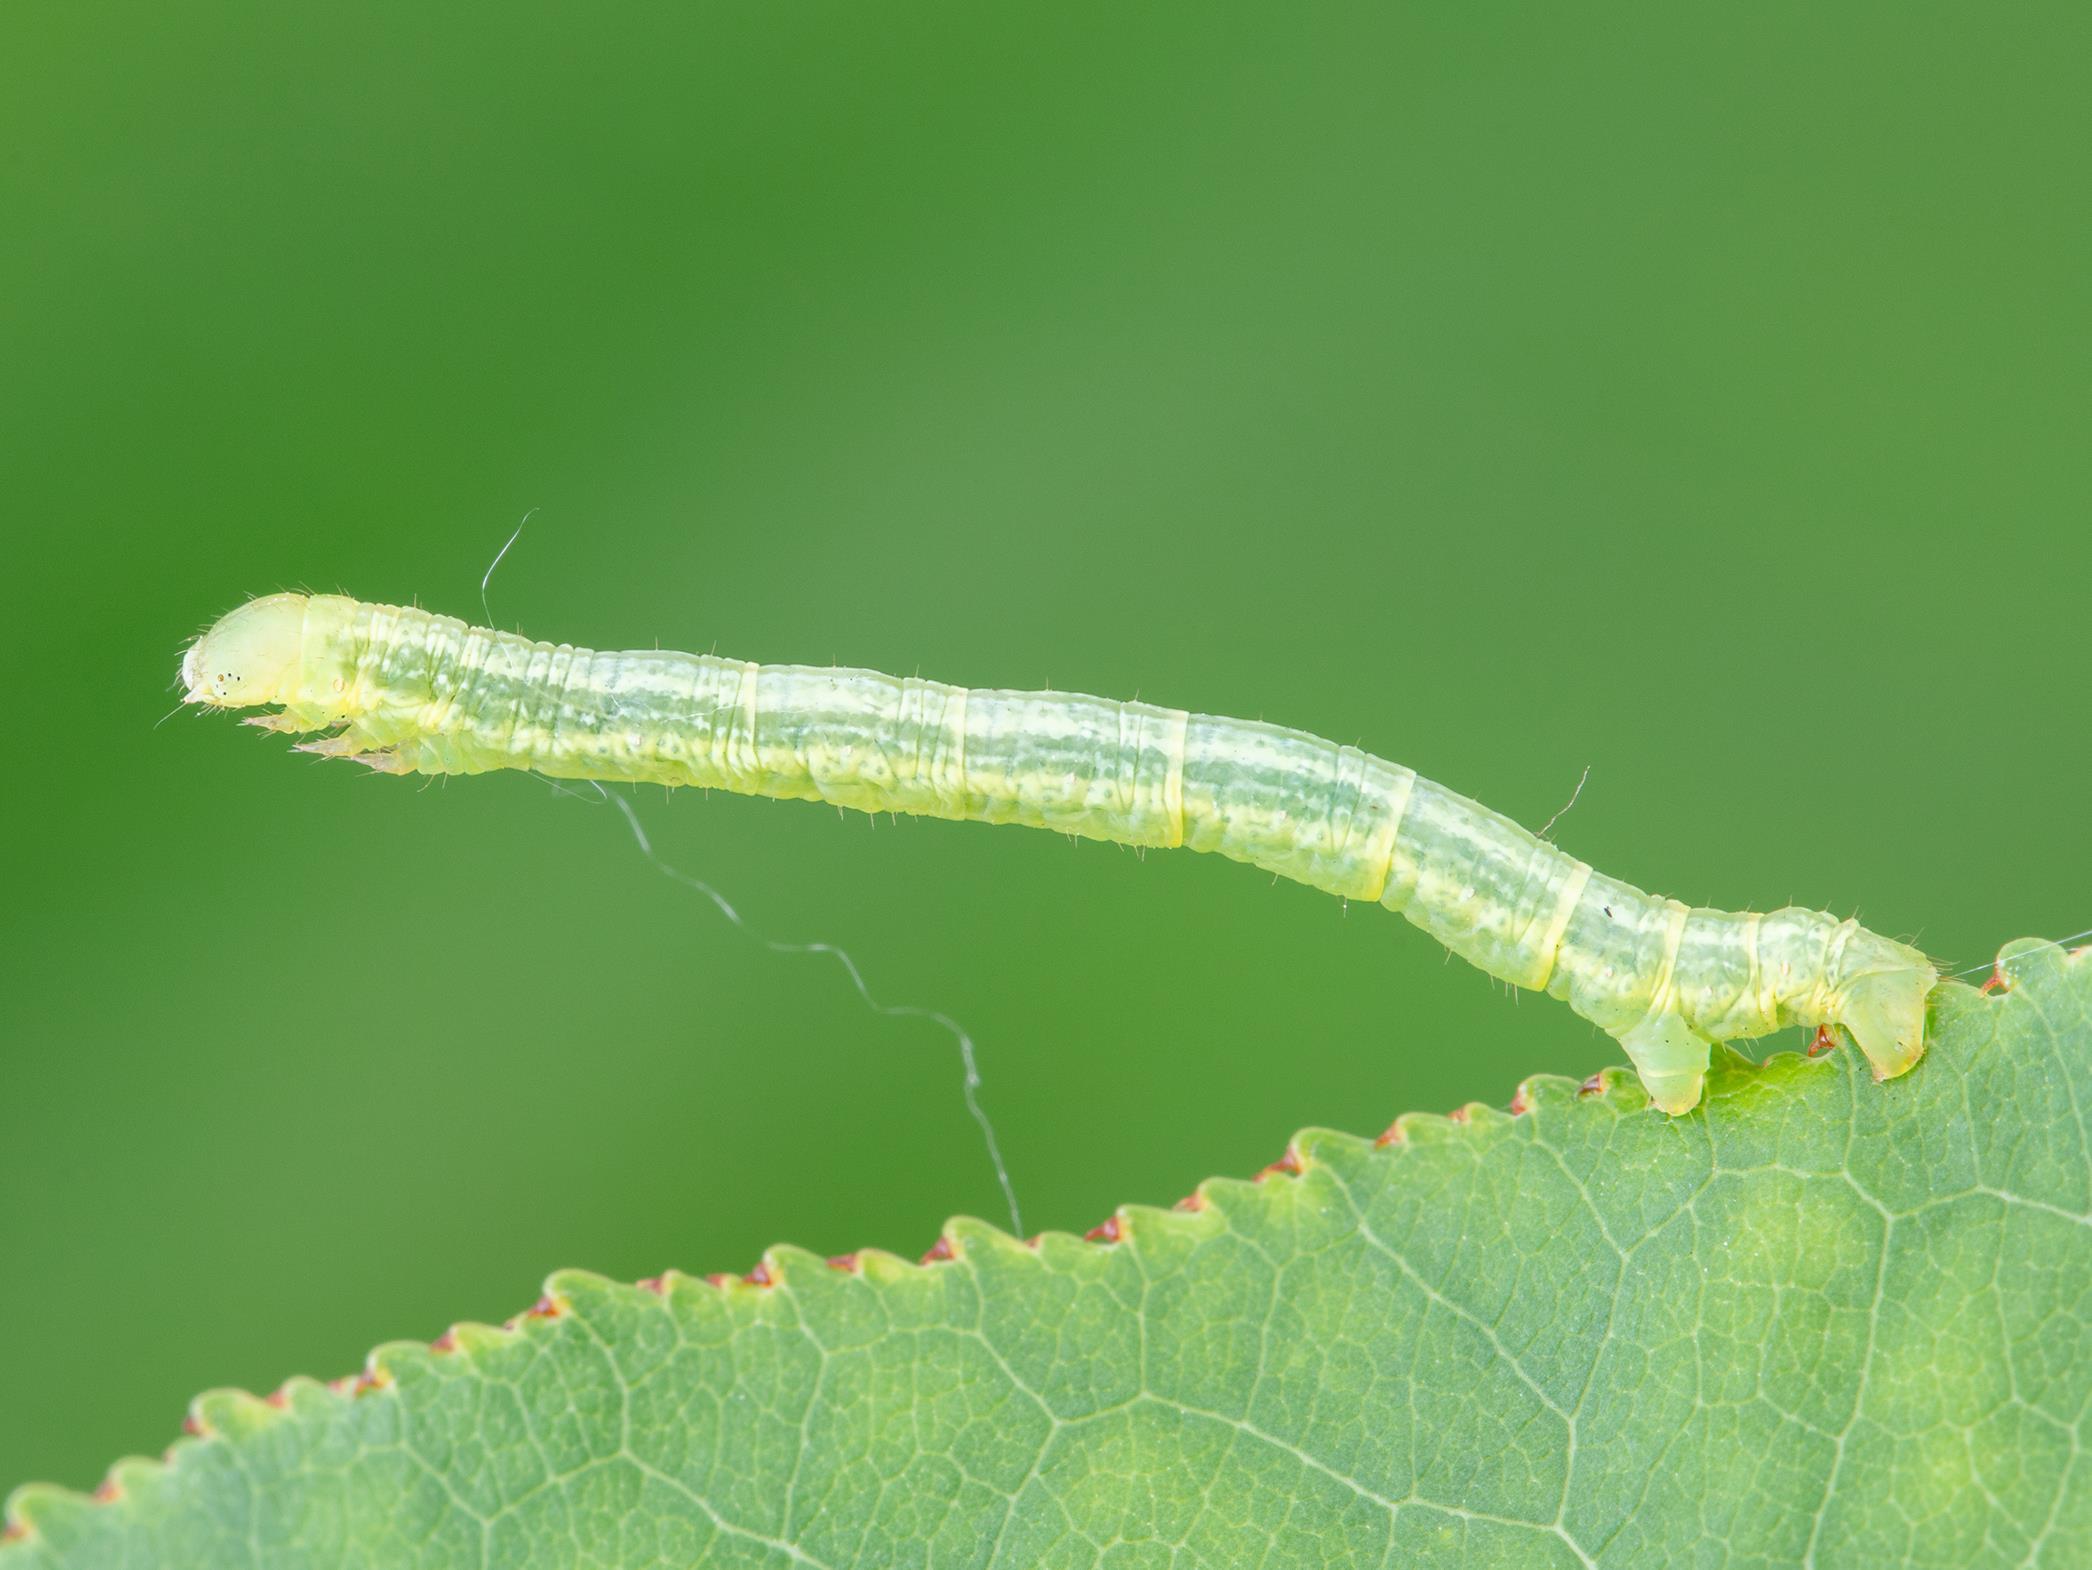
8;941;2088;1568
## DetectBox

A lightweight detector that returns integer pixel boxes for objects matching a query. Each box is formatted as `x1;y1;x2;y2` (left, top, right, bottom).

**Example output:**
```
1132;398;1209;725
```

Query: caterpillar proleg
183;593;1939;1114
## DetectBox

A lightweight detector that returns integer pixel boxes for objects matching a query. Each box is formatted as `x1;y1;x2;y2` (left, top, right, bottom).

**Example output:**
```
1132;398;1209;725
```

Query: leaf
7;941;2088;1569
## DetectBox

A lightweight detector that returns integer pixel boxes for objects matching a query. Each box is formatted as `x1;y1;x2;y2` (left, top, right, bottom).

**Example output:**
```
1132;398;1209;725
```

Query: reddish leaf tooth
1256;1146;1305;1182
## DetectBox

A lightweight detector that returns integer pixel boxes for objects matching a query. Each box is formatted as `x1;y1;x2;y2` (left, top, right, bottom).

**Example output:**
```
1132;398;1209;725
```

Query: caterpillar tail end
1836;966;1934;1084
1618;1010;1712;1116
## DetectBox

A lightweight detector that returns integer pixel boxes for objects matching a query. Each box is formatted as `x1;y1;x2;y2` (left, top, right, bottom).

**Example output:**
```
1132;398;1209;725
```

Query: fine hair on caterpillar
184;591;1945;1116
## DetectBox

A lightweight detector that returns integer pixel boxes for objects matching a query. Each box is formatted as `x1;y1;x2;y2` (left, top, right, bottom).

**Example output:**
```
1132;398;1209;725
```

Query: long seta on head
182;593;312;709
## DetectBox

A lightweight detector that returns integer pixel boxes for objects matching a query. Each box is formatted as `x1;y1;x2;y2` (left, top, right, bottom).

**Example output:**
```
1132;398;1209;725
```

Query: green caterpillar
183;592;1938;1114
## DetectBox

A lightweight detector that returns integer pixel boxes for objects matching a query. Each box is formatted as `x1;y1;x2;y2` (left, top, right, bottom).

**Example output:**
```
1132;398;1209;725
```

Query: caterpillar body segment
183;593;1938;1113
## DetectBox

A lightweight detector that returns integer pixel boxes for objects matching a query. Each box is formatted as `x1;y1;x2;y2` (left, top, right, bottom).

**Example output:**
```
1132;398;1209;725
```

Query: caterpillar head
1832;935;1938;1083
183;593;311;709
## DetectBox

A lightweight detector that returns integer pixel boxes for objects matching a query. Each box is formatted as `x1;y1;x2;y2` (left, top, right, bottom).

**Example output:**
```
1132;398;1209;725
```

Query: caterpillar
182;593;1938;1114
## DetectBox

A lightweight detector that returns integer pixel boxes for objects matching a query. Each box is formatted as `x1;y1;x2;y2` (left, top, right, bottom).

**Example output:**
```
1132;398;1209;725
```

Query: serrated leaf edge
5;944;2071;1551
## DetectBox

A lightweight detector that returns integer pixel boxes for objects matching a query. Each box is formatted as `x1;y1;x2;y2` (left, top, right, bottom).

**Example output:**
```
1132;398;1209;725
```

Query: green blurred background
3;1;2087;1494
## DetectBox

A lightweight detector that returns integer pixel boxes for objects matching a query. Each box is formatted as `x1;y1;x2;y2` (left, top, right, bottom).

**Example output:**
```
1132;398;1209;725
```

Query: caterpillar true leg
287;736;360;757
182;592;1941;1115
287;735;406;771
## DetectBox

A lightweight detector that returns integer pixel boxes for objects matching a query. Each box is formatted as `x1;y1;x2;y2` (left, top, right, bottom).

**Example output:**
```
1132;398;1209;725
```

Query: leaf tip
1985;935;2076;995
